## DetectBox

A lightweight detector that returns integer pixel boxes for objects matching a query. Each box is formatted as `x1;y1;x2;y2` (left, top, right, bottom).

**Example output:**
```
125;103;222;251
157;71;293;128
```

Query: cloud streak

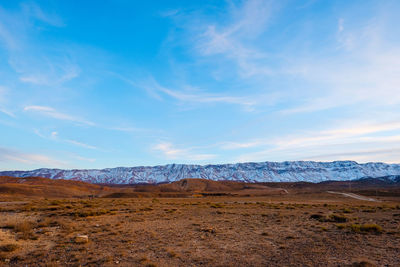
0;147;67;168
232;120;400;163
24;106;94;126
197;0;278;77
135;76;280;111
0;3;79;86
153;142;216;161
34;129;98;150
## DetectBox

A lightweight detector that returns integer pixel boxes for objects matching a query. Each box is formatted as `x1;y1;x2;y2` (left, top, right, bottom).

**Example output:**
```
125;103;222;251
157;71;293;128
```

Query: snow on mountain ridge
1;161;400;184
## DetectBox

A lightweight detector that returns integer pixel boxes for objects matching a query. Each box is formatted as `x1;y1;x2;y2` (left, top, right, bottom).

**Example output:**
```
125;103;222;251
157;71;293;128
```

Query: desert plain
0;177;399;267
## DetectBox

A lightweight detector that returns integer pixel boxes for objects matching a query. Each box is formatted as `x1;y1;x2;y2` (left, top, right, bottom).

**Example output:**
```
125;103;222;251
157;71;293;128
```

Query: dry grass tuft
350;224;383;234
310;213;348;223
0;244;19;252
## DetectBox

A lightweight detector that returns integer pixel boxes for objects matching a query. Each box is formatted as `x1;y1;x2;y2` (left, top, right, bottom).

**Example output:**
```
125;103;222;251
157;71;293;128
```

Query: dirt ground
0;193;399;267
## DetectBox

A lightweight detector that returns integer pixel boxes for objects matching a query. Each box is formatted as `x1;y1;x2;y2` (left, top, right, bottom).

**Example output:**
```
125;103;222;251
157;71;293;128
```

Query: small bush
336;223;346;229
310;214;348;223
351;259;376;267
310;214;325;221
350;224;382;233
362;209;376;213
12;220;36;240
0;244;19;252
210;203;224;208
342;208;353;213
167;249;177;258
329;214;348;223
37;217;60;228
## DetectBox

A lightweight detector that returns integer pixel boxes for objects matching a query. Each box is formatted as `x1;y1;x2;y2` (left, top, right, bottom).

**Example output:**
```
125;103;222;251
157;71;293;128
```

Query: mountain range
1;160;400;184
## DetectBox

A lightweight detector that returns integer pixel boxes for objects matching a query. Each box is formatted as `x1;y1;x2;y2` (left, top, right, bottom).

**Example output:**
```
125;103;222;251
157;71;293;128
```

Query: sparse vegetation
0;244;19;252
0;177;398;266
350;224;383;233
310;213;348;223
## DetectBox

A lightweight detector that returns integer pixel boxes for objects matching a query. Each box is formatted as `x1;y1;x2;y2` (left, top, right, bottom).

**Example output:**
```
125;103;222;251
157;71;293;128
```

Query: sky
0;0;400;170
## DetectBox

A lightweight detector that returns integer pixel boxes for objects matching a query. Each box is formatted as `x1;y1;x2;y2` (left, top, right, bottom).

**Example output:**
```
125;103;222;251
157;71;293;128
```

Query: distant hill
1;161;400;184
0;176;398;198
0;176;112;198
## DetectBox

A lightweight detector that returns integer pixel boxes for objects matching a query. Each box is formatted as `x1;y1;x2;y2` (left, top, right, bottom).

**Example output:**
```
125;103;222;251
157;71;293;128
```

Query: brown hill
131;178;288;196
0;177;289;198
0;176;112;198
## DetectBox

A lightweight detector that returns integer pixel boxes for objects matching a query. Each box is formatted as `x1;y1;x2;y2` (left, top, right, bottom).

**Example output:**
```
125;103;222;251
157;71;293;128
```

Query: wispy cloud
153;142;216;161
24;106;94;126
0;3;79;86
220;141;262;150
18;61;80;86
73;155;96;163
233;120;400;163
152;79;255;106
0;86;15;117
196;0;278;78
135;76;280;111
0;147;67;168
34;129;98;150
20;2;64;27
64;139;97;150
0;108;14;117
281;14;400;114
304;148;400;164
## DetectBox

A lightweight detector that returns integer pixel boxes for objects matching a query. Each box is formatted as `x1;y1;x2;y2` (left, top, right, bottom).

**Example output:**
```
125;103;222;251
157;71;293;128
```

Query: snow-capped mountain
1;161;400;184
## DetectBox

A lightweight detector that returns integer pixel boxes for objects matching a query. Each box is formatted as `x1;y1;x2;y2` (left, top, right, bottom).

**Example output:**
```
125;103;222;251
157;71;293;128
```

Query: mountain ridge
1;160;400;184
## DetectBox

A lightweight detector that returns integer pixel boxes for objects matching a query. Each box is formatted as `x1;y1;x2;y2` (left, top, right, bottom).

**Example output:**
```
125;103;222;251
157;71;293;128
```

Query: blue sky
1;0;400;170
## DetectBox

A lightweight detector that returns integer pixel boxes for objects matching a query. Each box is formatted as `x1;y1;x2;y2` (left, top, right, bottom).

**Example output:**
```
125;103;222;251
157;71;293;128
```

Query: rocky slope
1;161;400;184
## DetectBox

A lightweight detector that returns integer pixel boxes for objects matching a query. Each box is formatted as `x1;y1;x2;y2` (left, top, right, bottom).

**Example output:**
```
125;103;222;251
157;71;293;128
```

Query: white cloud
338;18;344;33
0;86;14;117
304;148;400;164
19;64;80;85
155;82;255;107
51;131;58;138
220;141;262;150
24;105;94;126
135;76;280;111
0;147;67;168
233;120;400;163
65;139;97;150
20;2;64;27
197;0;277;77
283;13;400;114
153;142;216;161
73;155;96;163
0;108;14;117
33;129;98;150
0;3;78;86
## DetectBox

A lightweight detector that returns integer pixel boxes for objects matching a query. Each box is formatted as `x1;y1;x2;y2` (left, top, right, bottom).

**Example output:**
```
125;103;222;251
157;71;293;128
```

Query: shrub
350;224;382;233
310;214;348;223
0;244;19;252
336;223;346;229
342;208;353;213
12;220;36;240
37;217;59;228
329;214;348;223
167;249;177;258
351;260;376;266
310;214;324;221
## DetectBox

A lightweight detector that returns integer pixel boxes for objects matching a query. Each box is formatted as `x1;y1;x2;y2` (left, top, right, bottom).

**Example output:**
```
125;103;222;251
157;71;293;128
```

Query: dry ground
0;193;399;267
